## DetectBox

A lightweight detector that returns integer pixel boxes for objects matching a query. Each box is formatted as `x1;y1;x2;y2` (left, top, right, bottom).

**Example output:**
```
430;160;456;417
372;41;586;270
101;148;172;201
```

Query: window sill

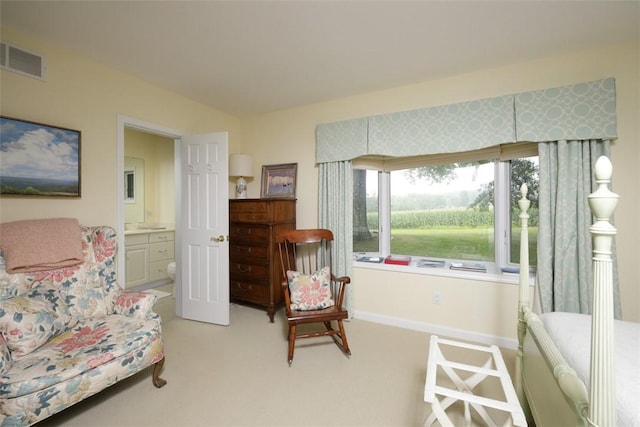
352;259;536;286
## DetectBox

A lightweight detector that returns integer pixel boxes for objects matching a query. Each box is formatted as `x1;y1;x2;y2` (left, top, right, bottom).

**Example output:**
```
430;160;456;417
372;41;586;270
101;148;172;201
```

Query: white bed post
515;184;530;408
587;156;618;427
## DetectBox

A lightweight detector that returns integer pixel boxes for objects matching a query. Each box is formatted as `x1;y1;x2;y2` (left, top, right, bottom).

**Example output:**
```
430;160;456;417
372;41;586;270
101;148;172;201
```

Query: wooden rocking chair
276;229;351;365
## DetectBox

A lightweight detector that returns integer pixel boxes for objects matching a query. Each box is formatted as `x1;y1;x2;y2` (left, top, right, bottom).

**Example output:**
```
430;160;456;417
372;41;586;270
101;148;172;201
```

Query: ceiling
1;1;638;118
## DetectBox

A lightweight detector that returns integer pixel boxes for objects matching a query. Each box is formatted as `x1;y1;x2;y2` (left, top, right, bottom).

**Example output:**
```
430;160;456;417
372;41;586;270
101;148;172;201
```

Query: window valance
316;117;368;163
316;78;617;164
515;78;617;141
368;95;515;157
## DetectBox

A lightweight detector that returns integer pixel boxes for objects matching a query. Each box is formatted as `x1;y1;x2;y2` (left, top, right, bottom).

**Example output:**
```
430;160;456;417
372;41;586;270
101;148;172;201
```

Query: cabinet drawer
230;212;272;223
149;241;174;262
229;225;268;243
230;279;269;303
229;200;295;223
125;234;148;246
230;200;268;214
149;231;174;243
149;260;171;282
230;260;269;278
230;244;268;260
229;201;269;223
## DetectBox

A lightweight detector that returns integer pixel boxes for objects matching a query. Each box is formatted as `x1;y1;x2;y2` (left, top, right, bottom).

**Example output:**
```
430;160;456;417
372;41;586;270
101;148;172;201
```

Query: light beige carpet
37;296;517;427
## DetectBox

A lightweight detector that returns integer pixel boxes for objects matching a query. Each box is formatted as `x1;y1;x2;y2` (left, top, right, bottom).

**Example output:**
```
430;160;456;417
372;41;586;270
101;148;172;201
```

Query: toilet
167;262;176;280
167;262;176;297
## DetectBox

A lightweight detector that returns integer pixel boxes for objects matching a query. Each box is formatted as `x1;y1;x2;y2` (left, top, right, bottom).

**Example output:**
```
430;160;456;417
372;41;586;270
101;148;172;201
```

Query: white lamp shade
229;154;254;178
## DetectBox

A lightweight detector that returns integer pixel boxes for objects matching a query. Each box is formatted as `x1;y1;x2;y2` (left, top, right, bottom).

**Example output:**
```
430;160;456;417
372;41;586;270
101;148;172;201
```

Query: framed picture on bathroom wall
0;116;81;198
260;163;297;199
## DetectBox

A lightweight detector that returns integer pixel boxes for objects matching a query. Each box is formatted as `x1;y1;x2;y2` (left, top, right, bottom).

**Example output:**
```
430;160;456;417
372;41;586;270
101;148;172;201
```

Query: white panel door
180;133;229;325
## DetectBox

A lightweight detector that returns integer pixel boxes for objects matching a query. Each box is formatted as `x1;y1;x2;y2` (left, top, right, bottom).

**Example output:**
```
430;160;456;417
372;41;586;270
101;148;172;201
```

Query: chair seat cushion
289;305;348;323
0;314;161;398
287;266;334;311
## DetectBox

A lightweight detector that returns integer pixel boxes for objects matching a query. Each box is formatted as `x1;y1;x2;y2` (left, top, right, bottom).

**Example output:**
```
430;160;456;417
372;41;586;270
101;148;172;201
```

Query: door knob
210;235;226;242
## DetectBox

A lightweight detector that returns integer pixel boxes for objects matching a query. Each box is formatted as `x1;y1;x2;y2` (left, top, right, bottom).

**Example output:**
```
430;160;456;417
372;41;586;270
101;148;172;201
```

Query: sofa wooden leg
152;357;167;388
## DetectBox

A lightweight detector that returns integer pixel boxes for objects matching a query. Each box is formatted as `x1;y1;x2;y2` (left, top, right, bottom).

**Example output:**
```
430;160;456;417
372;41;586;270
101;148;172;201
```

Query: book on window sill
384;255;412;266
416;259;446;268
449;262;487;272
501;267;520;275
355;255;384;263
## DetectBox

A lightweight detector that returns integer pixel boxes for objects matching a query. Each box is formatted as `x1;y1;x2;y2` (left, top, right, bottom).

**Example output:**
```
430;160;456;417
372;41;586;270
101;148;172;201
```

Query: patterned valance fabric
316;78;617;163
515;78;617;142
316;117;368;163
368;95;515;157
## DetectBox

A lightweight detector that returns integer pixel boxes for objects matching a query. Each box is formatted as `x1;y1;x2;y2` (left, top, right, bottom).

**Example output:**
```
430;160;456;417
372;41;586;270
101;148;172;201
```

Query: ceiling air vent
0;42;46;80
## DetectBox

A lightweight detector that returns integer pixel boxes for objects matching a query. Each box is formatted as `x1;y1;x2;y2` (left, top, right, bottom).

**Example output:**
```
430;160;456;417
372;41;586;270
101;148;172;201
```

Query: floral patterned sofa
0;221;166;426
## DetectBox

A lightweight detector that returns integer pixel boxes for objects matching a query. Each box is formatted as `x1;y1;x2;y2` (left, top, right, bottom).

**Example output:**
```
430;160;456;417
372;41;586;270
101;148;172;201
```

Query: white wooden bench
424;335;526;427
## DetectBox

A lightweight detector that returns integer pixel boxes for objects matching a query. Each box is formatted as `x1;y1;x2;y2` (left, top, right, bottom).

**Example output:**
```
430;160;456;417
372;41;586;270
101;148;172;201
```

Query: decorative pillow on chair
287;266;334;311
0;283;71;358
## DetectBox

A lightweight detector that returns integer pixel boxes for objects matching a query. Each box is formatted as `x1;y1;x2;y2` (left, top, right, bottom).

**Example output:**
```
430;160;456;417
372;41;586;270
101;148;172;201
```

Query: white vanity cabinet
125;230;174;288
148;232;175;283
125;233;149;288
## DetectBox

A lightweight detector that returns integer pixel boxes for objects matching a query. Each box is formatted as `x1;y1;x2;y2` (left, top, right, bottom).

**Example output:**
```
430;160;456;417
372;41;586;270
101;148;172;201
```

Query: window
124;169;135;203
353;152;538;271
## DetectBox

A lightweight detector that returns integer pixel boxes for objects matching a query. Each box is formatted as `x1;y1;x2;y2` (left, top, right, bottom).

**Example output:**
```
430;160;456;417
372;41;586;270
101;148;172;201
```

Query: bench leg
152;356;167;388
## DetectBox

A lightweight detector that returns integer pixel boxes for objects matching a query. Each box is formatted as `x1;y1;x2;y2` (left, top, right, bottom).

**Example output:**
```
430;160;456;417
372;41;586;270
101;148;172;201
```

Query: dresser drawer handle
236;264;251;273
232;247;254;255
236;283;252;291
237;228;252;236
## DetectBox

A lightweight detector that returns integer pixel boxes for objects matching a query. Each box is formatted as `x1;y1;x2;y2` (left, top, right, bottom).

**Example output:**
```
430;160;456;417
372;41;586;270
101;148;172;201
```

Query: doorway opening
117;117;231;325
116;115;182;298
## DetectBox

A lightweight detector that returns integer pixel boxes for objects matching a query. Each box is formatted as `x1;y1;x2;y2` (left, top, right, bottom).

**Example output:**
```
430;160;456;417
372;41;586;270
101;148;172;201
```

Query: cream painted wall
353;269;524;341
0;27;243;228
241;40;640;340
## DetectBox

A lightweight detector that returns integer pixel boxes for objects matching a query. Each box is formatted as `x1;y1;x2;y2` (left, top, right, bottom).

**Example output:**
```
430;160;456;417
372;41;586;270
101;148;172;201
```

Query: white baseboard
353;310;518;350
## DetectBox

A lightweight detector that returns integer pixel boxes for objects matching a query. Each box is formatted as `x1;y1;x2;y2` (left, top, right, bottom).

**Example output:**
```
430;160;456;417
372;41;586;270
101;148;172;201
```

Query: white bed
515;156;640;427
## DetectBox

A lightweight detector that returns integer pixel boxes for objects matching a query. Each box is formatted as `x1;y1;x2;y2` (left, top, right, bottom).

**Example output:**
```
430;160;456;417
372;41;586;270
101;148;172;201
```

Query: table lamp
229;154;253;199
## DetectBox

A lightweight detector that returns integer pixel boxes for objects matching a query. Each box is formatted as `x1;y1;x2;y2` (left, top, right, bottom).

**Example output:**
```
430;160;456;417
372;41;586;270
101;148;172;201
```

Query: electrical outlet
432;291;441;305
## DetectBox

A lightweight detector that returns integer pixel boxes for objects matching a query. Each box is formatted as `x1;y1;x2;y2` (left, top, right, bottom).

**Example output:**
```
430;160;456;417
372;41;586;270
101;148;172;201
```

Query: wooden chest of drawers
229;198;296;322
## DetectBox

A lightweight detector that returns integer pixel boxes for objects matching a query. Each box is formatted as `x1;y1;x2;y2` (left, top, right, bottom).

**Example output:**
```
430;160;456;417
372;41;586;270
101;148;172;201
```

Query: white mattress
540;312;640;427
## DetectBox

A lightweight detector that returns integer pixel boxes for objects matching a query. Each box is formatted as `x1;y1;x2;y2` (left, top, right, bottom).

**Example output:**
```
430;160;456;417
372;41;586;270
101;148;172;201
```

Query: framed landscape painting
0;116;81;197
260;163;297;199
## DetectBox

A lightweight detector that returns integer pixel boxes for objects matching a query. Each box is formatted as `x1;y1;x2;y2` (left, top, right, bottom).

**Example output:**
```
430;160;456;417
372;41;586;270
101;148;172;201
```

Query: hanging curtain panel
536;139;621;317
316;117;368;163
367;95;516;156
515;78;617;142
318;161;354;317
